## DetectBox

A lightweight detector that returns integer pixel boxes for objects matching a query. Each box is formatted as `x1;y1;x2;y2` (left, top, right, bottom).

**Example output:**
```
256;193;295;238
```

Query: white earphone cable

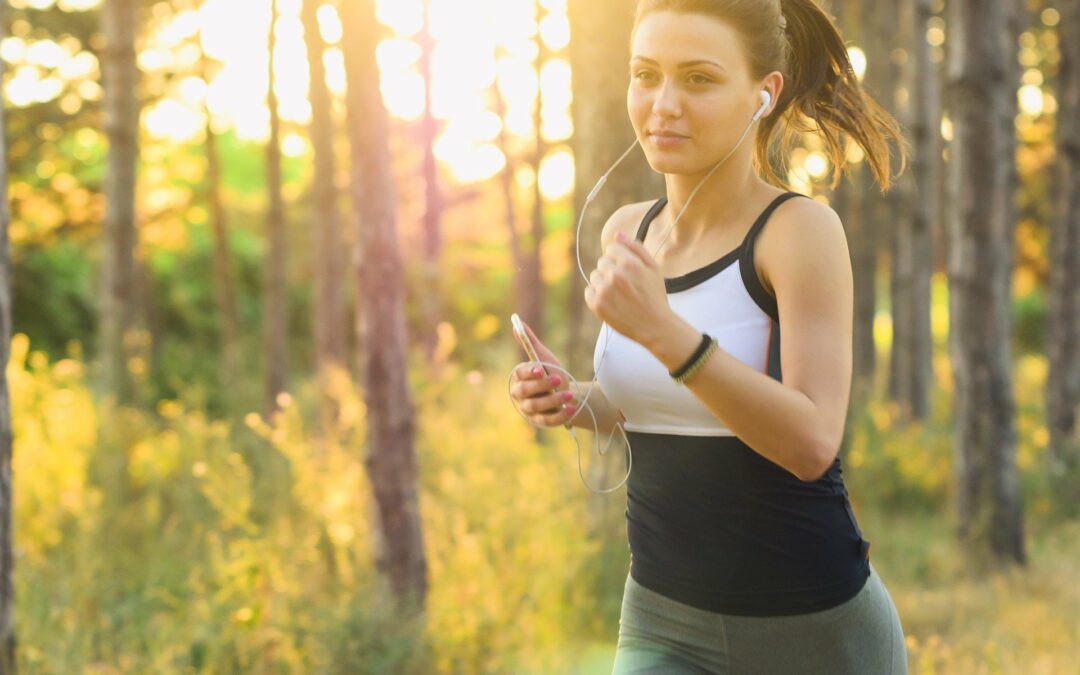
509;91;772;493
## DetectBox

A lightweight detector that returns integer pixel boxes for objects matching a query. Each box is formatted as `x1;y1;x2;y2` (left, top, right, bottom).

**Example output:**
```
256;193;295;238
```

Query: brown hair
632;0;907;191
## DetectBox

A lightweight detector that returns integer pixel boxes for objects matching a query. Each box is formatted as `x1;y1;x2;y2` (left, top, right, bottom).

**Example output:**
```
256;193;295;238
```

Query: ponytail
761;0;907;190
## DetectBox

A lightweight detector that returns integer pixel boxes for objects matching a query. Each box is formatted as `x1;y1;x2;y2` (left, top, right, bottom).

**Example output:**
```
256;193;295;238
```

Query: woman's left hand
584;231;674;347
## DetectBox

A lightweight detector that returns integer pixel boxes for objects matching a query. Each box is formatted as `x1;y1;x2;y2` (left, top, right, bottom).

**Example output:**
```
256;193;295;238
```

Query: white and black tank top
593;192;872;617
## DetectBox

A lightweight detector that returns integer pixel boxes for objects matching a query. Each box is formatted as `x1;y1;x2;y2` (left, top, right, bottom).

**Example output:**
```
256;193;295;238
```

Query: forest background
0;0;1078;673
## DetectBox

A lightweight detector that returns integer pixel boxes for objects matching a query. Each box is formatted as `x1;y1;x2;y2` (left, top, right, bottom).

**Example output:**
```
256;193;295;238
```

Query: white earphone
753;89;772;122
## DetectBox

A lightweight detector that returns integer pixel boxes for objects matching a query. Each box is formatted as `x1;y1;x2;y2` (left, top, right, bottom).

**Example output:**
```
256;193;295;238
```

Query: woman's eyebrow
630;56;726;72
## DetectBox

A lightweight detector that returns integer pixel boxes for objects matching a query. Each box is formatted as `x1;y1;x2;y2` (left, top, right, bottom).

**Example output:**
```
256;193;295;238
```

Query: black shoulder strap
737;191;806;322
740;192;805;248
635;197;668;242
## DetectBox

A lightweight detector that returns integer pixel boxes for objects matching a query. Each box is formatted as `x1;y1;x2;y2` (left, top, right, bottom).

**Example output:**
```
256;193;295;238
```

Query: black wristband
669;332;713;379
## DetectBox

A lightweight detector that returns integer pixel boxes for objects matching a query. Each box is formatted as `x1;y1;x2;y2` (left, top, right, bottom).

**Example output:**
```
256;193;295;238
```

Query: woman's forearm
569;381;625;435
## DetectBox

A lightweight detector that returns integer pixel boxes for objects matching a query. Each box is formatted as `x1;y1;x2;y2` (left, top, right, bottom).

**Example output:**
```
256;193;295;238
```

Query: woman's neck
657;150;770;249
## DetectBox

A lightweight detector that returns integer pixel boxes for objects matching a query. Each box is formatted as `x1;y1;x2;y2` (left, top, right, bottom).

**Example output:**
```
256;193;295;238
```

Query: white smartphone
512;313;571;426
507;311;537;360
510;313;544;367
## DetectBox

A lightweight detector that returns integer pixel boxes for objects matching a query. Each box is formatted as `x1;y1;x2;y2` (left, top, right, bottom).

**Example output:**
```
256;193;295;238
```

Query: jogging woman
510;0;908;672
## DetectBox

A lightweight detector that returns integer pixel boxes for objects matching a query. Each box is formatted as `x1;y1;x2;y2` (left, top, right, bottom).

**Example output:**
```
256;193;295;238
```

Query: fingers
511;366;568;399
520;389;575;416
512;363;553;385
536;402;578;427
510;363;577;426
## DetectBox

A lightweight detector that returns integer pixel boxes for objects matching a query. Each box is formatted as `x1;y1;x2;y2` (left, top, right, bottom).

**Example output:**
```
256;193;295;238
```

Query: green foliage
12;240;97;357
11;337;610;673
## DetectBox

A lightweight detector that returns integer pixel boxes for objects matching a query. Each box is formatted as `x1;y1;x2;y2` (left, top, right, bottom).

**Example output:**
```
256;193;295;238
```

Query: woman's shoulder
755;194;847;297
599;199;662;253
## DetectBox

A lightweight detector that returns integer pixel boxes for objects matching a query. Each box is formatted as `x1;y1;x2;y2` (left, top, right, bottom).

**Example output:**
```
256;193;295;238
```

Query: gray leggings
612;563;907;674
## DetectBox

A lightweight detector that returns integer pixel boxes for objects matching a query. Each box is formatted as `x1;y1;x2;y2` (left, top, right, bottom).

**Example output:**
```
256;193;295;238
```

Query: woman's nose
651;79;682;118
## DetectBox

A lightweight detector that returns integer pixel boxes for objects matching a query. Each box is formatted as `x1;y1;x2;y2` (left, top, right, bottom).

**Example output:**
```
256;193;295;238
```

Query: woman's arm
568;381;626;435
639;199;854;482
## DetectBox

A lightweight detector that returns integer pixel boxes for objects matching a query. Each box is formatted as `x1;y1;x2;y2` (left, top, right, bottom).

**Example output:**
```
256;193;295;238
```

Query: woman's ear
761;71;784;115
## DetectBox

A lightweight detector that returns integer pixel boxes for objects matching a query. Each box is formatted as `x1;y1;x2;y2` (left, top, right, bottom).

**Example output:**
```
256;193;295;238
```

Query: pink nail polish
562;391;574;402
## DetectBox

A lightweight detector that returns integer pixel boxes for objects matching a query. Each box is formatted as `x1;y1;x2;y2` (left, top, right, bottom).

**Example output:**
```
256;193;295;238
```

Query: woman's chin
645;155;690;174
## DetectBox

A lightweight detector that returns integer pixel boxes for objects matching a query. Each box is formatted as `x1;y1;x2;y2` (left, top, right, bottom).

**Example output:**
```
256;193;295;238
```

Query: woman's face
628;11;763;175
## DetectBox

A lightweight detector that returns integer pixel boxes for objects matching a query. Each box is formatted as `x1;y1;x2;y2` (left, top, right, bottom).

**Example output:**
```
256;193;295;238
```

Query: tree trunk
881;0;910;406
301;0;346;429
263;0;289;416
1046;0;1080;490
417;0;443;363
0;6;17;669
945;0;1025;567
522;0;548;337
202;45;241;401
893;0;938;421
100;0;139;404
493;47;530;354
341;0;428;611
858;0;894;403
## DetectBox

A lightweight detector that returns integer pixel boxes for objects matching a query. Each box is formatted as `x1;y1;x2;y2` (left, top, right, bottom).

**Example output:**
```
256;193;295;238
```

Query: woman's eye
631;70;712;85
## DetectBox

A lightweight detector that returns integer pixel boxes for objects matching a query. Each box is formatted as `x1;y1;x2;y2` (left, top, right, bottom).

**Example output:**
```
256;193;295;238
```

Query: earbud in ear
754;90;772;121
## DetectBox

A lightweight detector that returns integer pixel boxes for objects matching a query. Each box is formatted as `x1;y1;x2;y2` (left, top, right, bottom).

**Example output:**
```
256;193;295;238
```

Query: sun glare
848;47;866;82
5;0;575;195
376;0;424;37
1018;84;1044;116
538;148;574;200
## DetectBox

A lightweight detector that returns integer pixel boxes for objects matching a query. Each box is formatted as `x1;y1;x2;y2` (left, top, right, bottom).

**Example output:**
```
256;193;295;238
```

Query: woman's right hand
509;320;578;427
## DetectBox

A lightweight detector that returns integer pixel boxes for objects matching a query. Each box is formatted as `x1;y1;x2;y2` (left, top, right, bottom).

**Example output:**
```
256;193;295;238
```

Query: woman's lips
649;132;688;148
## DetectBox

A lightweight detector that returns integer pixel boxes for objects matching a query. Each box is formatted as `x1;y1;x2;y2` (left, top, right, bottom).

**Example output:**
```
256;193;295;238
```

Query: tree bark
417;0;443;363
202;43;241;402
493;47;530;353
856;0;893;404
521;0;548;337
881;0;910;407
301;0;346;428
0;6;17;669
100;0;139;404
1047;0;1080;488
263;0;289;416
892;0;938;421
945;0;1025;567
341;0;428;611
